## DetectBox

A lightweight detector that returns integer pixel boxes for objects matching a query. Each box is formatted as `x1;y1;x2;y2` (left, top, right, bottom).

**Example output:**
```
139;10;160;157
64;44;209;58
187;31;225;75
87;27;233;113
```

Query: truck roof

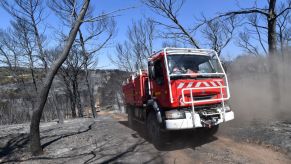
148;48;216;61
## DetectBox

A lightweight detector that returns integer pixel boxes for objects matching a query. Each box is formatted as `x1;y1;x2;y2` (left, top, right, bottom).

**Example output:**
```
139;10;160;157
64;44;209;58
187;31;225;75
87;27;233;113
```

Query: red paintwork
122;71;148;107
122;51;227;109
168;79;227;108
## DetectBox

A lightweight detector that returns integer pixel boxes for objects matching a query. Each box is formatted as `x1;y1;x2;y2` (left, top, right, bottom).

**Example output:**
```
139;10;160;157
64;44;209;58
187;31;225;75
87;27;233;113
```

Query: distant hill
0;68;129;125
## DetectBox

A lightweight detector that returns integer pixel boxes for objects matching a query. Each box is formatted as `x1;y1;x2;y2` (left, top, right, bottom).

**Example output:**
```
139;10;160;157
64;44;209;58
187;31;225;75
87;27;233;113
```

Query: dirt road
159;136;289;164
109;112;291;164
0;112;290;163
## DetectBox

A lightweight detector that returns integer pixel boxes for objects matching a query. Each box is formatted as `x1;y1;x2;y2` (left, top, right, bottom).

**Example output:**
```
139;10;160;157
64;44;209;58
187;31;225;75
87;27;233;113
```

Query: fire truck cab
122;48;234;143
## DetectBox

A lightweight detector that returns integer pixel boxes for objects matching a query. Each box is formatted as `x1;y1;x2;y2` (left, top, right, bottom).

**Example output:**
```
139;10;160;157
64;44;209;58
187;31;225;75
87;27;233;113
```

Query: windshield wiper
197;74;224;78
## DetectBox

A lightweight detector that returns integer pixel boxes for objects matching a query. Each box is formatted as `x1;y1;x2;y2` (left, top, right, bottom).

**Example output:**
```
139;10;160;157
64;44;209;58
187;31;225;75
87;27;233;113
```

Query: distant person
172;65;185;74
186;65;199;77
169;60;185;74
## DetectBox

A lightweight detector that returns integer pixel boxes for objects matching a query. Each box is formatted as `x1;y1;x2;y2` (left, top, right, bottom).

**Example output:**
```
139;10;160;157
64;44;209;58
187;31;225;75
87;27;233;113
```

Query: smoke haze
228;55;291;126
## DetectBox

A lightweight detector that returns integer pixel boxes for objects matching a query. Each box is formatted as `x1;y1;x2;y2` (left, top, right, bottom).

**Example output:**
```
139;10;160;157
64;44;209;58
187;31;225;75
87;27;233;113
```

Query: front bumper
164;110;234;130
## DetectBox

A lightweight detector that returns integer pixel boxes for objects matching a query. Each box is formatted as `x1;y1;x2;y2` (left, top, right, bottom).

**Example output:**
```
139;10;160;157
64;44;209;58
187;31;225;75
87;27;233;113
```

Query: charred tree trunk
72;79;83;117
79;30;97;118
29;67;38;92
31;16;47;71
68;88;77;118
268;0;277;56
78;30;97;118
61;74;77;118
29;0;90;155
56;105;64;124
268;0;281;105
27;48;38;93
115;92;121;111
51;92;64;124
76;82;83;117
85;64;97;117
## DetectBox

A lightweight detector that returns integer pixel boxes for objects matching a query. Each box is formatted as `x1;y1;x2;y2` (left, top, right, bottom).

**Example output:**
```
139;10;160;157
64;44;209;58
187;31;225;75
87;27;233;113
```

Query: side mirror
148;61;155;79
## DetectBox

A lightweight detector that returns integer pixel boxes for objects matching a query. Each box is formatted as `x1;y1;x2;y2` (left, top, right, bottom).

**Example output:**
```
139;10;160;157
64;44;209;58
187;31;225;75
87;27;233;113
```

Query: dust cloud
227;54;291;126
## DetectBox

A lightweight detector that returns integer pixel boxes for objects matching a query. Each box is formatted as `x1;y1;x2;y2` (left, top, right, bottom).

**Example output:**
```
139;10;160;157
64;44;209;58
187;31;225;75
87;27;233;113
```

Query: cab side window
154;60;164;85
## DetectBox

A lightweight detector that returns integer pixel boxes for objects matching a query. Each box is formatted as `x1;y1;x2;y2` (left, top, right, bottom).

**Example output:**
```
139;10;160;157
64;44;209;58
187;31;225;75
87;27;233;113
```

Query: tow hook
201;119;212;128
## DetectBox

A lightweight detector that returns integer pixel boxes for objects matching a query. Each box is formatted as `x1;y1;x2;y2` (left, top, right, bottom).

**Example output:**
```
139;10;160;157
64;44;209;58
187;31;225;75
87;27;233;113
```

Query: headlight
165;110;186;119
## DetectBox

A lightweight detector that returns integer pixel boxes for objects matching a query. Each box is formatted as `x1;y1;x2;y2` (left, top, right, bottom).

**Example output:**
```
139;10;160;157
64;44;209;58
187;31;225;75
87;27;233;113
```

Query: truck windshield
167;54;223;77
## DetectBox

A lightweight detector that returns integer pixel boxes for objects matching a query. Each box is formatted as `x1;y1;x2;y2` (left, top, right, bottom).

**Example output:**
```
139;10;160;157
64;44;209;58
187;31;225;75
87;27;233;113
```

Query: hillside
0;68;129;125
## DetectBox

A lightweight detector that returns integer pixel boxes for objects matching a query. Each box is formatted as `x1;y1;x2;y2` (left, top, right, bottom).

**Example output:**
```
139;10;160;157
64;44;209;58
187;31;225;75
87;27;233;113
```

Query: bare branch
1;0;48;70
210;8;269;22
143;0;200;48
83;7;135;23
237;31;260;56
248;14;268;54
276;0;291;18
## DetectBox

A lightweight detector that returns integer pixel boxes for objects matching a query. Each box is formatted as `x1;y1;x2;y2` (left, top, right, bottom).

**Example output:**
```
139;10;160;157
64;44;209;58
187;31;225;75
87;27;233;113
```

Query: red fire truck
122;48;234;144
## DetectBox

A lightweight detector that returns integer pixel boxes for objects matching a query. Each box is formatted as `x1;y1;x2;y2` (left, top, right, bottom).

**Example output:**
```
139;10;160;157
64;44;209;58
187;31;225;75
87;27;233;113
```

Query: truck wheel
146;112;163;146
127;106;134;128
199;125;219;138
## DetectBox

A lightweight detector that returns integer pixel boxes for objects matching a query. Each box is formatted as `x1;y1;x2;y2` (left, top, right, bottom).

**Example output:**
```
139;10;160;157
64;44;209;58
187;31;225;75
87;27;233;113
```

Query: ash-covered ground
0;112;290;164
220;120;291;156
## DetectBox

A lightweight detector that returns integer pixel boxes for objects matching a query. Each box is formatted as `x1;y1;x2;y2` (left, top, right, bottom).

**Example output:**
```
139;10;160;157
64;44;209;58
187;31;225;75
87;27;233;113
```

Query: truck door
151;59;168;107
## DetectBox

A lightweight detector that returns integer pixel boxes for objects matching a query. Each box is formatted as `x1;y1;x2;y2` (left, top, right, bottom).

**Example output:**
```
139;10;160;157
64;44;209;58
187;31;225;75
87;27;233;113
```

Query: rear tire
127;106;134;128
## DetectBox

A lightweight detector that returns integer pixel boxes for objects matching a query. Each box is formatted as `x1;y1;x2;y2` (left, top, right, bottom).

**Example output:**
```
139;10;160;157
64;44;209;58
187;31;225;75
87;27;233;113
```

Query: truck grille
192;94;215;101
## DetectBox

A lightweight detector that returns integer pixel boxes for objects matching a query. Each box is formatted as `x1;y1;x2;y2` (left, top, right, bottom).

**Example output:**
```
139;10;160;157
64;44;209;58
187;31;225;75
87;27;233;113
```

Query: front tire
146;112;164;146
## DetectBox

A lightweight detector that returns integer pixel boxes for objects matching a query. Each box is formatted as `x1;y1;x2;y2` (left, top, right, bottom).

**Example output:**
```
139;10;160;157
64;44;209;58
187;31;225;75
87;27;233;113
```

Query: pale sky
0;0;272;69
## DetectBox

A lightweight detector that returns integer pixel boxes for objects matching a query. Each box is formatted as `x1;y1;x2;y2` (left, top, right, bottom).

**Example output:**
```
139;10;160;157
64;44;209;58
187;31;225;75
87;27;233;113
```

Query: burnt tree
30;0;90;155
